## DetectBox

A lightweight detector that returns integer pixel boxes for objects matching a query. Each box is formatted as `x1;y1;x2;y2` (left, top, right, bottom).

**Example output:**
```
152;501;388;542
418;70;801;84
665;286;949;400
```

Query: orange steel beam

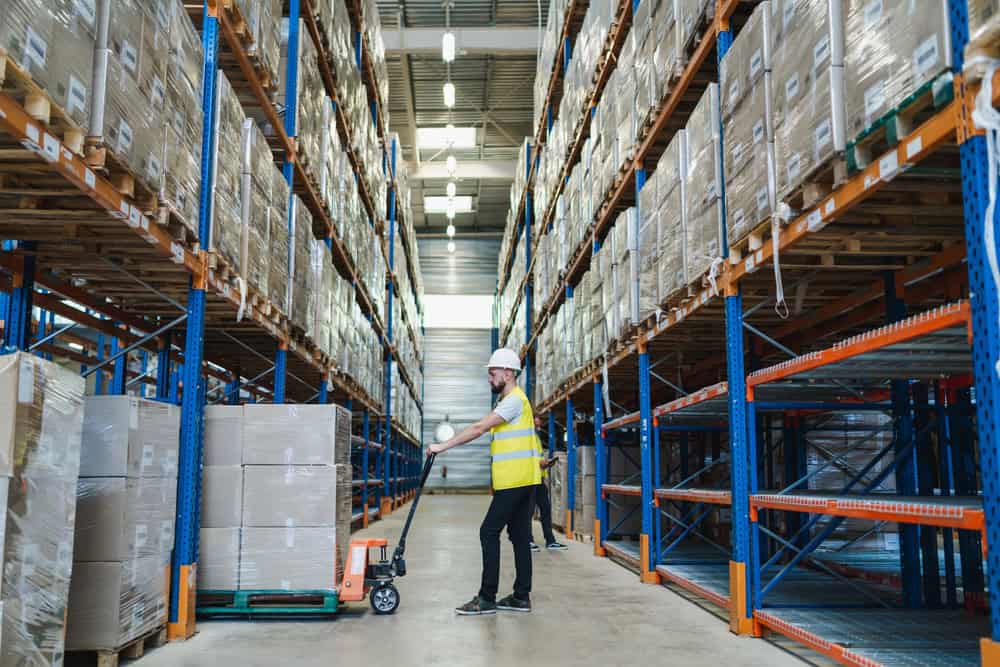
656;565;731;609
747;301;970;388
653;381;729;417
750;494;985;534
0;95;204;278
655;488;732;505
754;611;856;666
601;484;642;498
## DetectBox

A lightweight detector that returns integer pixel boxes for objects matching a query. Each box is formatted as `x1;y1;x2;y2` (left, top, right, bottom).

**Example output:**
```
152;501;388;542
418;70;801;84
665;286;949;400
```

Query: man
530;416;567;552
428;348;541;615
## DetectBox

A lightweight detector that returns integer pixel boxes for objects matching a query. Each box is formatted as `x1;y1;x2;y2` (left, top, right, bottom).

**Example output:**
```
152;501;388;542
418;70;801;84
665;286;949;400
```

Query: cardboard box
723;75;776;246
81;396;180;478
242;465;338;528
201;466;244;528
74;477;177;561
198;528;241;590
204;405;244;466
684;84;723;284
66;557;168;651
239;527;337;590
242;404;351;466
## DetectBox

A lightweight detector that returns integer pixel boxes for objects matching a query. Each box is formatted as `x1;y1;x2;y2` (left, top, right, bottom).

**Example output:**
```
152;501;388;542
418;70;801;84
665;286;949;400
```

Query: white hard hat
486;348;521;371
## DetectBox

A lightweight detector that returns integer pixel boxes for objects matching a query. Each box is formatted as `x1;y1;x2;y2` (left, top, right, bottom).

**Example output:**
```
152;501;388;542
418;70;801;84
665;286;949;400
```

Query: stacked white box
683;83;724;288
67;396;179;651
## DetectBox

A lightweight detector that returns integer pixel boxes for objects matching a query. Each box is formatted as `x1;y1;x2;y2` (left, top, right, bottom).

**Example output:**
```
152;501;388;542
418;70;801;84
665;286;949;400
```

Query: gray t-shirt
493;392;523;424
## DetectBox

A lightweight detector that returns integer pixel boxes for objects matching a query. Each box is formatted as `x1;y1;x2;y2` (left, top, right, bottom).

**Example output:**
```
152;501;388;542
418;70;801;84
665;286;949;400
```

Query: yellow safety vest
534;434;548;480
490;387;542;490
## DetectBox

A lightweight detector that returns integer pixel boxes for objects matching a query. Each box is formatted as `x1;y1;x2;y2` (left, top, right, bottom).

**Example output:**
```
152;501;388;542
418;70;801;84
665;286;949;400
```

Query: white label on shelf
84;168;96;189
864;174;877;189
25;28;47;69
756;249;764;264
806;209;824;232
61;147;73;162
17;357;34;404
67;74;88;116
824;198;836;216
171;243;184;264
24;123;39;144
879;152;899;180
41;133;59;163
745;256;755;273
864;80;887;124
913;36;940;78
140;216;150;232
128;205;142;228
906;136;923;160
796;220;807;234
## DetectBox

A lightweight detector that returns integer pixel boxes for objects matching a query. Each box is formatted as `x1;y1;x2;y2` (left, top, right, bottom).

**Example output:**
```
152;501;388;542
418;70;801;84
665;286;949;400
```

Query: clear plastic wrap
289;196;314;334
310;241;335;357
237;0;282;87
213;72;246;272
66;557;169;651
0;353;85;664
844;0;951;141
243;119;273;295
198;528;240;590
242;404;351;466
658;130;687;302
162;2;203;238
268;166;291;316
80;396;180;478
279;18;325;187
677;0;715;55
683;83;723;285
770;0;846;203
73;477;177;561
203;406;244;466
969;0;1000;45
722;5;775;247
96;0;170;192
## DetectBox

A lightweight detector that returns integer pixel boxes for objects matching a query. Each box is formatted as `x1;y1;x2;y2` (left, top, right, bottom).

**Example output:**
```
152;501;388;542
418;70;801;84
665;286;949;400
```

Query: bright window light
443;82;456;108
447;241;456;253
415;126;476;150
446;181;457;198
446;155;458;175
424;195;472;213
446;223;456;237
446;201;456;219
422;294;494;329
442;31;456;62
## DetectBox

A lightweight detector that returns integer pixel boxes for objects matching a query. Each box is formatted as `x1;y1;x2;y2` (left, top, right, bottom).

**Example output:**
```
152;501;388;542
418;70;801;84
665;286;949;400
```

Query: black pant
479;485;536;602
534;482;557;545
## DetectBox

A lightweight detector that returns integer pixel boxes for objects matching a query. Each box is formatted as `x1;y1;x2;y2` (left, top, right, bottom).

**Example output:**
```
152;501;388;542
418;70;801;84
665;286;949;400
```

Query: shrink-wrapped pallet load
721;2;776;250
683;84;723;290
770;0;847;204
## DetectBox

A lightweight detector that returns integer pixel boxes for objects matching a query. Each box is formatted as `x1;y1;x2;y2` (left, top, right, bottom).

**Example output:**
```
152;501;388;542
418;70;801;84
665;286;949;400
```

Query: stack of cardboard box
212;72;247;273
683;83;723;289
0;353;85;663
199;404;353;592
574;446;597;537
67;397;180;651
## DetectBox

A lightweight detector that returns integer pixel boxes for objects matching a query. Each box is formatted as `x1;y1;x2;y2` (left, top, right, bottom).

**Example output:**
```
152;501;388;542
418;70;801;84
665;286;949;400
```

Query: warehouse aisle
143;495;806;666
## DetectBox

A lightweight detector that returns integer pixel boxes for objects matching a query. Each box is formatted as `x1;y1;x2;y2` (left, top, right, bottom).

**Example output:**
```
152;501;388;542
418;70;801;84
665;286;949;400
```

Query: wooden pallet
728;215;777;267
778;154;849;215
846;73;954;175
219;0;277;94
68;625;167;667
155;203;199;251
0;49;86;155
573;530;595;543
207;250;241;286
196;589;339;617
84;140;160;213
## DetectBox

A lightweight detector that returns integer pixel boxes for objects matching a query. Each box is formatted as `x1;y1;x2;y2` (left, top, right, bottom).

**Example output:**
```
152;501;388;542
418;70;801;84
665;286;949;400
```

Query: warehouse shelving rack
496;0;1000;663
0;0;423;640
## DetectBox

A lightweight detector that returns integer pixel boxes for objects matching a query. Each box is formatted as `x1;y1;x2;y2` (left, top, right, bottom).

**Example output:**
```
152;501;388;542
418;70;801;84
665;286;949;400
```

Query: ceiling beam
383;27;539;54
409;160;516;180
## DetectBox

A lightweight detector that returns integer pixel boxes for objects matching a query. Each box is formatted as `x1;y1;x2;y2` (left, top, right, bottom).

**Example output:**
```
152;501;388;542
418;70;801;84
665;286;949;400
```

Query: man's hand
428;442;447;455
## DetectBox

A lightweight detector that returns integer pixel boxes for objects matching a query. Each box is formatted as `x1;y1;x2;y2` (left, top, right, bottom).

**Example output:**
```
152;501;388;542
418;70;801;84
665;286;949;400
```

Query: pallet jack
338;454;436;614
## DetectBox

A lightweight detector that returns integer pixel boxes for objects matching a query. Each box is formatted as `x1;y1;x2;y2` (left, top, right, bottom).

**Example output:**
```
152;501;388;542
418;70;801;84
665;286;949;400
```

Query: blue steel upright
169;3;216;639
952;0;1000;648
594;378;607;553
3;242;36;351
566;395;576;537
523;140;533;400
156;333;172;401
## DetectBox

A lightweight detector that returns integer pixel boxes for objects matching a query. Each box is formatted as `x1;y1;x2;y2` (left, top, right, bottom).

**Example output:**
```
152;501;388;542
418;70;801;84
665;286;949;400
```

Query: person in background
428;348;540;615
530;415;567;552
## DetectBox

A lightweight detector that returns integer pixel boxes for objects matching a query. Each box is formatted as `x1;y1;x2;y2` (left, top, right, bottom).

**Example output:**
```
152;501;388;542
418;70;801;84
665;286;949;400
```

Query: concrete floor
143;495;808;666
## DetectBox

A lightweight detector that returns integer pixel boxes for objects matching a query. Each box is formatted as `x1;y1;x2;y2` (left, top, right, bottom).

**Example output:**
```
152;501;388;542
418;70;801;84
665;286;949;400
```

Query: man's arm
428;412;506;455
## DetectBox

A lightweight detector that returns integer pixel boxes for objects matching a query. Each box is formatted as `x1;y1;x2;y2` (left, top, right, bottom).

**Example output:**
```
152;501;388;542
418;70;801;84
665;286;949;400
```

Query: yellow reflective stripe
492;450;537;462
492;428;536;441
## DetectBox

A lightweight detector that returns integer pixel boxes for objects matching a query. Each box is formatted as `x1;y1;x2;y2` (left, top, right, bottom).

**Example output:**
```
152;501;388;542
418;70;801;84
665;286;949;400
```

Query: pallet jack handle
390;453;435;576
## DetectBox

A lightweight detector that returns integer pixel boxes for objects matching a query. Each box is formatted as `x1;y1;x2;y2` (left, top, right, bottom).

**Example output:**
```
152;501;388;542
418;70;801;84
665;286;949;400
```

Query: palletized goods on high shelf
523;0;964;404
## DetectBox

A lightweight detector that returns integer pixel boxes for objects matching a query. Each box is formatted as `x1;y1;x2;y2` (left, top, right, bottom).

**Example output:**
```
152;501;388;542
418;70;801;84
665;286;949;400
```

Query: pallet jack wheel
370;582;400;614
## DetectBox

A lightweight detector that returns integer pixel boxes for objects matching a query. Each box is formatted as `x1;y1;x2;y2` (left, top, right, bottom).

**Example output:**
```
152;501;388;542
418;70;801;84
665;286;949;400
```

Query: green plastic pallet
196;589;339;617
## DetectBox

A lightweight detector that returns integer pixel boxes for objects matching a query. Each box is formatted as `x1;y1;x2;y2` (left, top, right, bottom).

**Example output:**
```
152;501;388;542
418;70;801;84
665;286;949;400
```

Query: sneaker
455;596;496;616
529;541;541;552
546;542;568;551
496;594;532;612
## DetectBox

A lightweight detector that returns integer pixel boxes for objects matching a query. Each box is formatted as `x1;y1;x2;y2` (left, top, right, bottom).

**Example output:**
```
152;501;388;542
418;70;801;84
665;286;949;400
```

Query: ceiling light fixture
446;201;456;219
443;82;455;108
446;181;456;198
446;223;456;237
442;31;456;62
447;241;456;253
446;154;457;175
